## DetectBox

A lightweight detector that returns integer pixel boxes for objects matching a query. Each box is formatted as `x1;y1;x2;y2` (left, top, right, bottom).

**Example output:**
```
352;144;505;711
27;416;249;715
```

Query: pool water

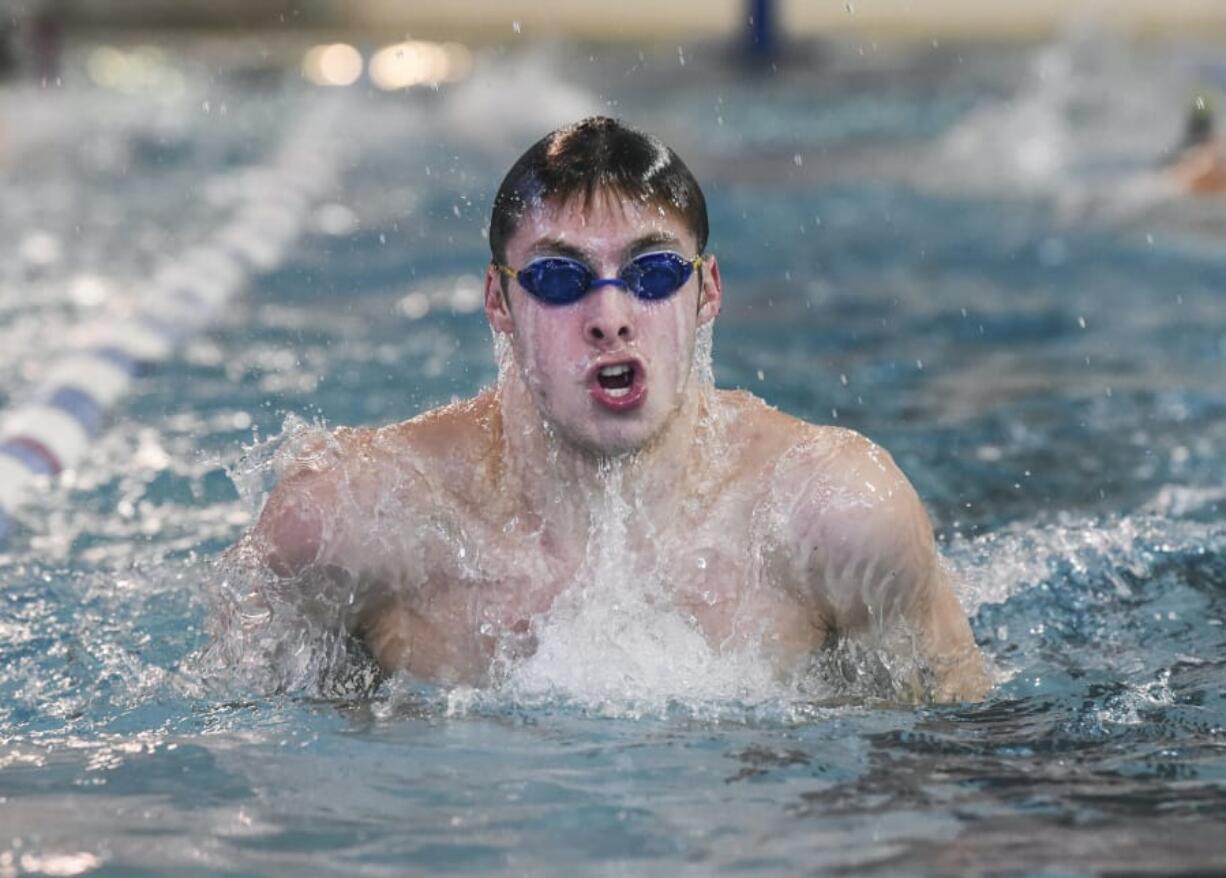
2;33;1225;876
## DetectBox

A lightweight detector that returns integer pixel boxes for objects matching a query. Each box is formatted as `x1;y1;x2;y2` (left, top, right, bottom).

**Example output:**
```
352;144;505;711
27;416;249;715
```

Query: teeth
599;364;631;377
606;387;630;398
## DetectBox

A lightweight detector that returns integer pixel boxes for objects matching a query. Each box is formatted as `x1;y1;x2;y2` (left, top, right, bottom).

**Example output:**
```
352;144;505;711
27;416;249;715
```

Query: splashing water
503;460;791;716
5;34;1226;878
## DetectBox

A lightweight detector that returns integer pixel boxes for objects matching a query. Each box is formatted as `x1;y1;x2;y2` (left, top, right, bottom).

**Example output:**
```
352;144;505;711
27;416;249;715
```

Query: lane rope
0;95;344;544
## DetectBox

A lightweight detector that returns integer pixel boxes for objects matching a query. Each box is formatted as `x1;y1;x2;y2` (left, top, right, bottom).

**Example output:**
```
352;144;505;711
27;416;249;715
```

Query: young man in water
240;117;988;701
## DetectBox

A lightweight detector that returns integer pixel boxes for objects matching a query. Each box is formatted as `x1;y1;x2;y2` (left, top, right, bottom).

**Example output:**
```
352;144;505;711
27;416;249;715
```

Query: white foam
501;463;796;715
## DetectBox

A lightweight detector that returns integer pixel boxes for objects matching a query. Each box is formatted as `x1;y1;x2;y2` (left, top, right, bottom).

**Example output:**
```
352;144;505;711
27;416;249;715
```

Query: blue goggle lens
513;252;697;305
520;258;594;304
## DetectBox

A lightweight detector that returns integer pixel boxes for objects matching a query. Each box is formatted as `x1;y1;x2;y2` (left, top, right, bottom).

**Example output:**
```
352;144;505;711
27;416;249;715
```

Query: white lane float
0;97;344;543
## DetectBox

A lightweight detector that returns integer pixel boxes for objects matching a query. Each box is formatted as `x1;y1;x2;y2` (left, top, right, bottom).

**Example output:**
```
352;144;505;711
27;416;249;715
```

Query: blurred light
302;43;363;87
399;292;431;320
20;231;62;267
442;43;475;81
369;41;472;91
449;275;483;313
314;203;359;236
69;274;112;307
86;46;126;88
86;44;185;96
15;852;101;877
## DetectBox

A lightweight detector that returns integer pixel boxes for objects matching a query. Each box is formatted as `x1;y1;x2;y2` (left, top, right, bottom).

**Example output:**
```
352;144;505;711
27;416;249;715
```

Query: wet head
486;183;721;457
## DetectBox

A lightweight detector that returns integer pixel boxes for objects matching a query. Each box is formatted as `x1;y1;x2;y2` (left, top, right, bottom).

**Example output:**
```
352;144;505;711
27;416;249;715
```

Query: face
485;188;722;456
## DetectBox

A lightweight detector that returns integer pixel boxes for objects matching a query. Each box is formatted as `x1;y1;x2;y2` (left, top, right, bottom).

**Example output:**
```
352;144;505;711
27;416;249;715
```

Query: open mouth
596;363;635;397
589;359;647;411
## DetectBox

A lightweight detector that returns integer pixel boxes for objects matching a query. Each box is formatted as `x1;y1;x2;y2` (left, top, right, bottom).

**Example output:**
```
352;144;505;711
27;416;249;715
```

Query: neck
492;365;713;545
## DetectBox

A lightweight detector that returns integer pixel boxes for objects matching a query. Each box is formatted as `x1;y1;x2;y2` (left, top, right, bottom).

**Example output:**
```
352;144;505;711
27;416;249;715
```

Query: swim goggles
496;251;703;306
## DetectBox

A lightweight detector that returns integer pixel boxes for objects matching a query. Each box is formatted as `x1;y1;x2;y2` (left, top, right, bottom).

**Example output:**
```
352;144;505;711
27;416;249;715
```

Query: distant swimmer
234;117;988;701
1168;94;1226;195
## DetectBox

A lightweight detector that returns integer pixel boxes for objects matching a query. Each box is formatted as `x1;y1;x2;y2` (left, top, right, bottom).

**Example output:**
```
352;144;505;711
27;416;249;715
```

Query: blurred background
6;0;1226;41
2;4;1226;876
4;0;1226;80
2;0;1226;534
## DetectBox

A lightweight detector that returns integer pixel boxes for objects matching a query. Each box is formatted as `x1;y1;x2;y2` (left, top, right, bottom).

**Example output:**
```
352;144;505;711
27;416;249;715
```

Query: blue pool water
2;33;1225;876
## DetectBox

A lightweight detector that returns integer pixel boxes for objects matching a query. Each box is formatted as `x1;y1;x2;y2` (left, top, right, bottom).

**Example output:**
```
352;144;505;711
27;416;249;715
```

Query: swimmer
238;117;988;702
1168;94;1226;195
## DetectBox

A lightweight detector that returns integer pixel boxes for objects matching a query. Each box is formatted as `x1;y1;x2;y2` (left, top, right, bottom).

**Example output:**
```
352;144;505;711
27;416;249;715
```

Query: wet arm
794;438;989;702
237;431;405;628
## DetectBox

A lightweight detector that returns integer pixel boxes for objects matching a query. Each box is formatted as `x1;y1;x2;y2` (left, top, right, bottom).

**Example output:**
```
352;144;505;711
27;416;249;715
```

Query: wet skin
1171;141;1226;194
246;190;988;702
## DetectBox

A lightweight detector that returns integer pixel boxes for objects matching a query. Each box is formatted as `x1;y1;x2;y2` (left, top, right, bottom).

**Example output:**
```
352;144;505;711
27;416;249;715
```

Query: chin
564;425;652;459
541;410;654;459
591;433;653;459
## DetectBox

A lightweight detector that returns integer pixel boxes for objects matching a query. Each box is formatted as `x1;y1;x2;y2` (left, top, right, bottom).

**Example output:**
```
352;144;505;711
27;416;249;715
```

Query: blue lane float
0;97;344;543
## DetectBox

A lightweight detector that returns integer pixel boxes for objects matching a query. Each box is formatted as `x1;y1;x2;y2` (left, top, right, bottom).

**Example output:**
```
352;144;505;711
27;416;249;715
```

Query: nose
582;286;635;346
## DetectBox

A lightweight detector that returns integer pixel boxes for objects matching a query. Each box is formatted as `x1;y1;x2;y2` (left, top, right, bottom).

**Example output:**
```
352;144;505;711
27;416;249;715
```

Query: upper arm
254;465;338;577
249;427;402;581
786;431;988;701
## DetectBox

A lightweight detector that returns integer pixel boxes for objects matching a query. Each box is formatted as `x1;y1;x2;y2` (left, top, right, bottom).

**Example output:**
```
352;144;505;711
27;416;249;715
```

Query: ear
484;263;515;334
696;254;722;326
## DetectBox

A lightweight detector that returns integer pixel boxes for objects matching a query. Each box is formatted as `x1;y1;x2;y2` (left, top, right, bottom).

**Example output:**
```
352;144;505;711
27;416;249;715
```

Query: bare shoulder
299;390;497;498
724;399;931;574
708;389;833;466
783;423;916;512
254;392;497;575
381;390;500;481
711;389;897;495
719;393;987;700
380;389;500;500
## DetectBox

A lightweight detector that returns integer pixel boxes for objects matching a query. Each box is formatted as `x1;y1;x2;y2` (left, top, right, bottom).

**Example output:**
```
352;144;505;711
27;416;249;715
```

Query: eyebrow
623;231;683;259
525;237;591;262
524;232;684;264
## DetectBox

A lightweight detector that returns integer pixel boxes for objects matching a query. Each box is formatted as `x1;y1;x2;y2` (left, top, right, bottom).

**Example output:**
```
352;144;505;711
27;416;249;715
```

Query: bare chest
360;493;826;682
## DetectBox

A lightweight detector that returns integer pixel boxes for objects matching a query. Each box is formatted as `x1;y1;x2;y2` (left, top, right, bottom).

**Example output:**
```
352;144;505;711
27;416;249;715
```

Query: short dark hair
488;116;709;265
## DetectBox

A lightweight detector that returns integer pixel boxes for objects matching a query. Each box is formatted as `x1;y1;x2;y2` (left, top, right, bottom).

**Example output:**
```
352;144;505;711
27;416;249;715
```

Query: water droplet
756;369;765;381
512;20;521;33
677;46;686;66
793;154;803;167
840;373;848;386
1077;316;1086;329
844;1;855;12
